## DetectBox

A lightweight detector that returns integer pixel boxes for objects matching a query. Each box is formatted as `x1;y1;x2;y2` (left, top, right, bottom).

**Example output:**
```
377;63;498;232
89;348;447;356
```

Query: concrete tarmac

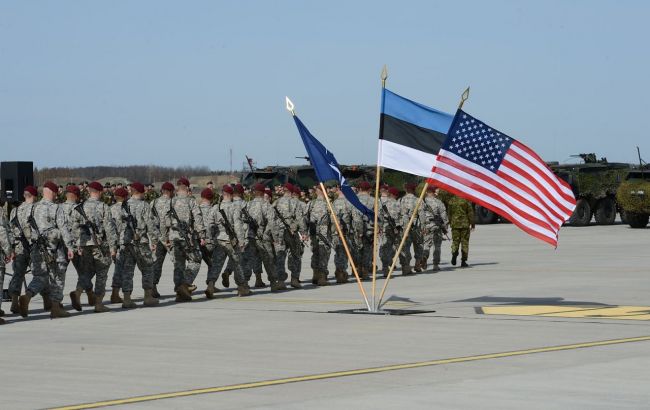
1;222;648;409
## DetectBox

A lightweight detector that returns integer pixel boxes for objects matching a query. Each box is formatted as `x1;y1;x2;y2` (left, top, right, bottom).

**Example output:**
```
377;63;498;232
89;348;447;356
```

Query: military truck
616;163;650;228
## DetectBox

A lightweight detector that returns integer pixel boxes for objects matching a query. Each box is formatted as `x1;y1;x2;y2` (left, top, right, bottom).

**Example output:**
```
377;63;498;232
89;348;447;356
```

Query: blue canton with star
443;110;514;174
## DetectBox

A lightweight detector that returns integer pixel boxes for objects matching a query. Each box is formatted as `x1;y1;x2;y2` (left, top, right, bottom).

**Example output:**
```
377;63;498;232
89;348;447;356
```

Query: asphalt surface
1;221;649;409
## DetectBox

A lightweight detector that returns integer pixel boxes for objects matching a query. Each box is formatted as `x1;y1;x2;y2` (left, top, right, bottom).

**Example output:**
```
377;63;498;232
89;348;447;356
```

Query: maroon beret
284;183;295;192
161;182;174;192
264;188;273;197
43;181;58;193
234;184;244;194
222;185;234;194
66;185;80;196
253;183;266;193
388;187;400;197
201;188;214;200
357;181;371;190
88;181;103;192
426;184;436;192
130;182;145;193
24;185;38;197
177;177;190;187
292;186;302;195
404;182;417;192
114;187;129;198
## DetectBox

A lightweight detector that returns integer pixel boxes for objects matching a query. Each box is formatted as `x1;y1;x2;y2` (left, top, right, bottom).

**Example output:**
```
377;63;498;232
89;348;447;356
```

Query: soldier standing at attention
70;181;118;313
379;186;401;277
150;181;174;297
272;183;306;289
19;181;77;319
420;185;449;272
109;187;129;303
221;184;245;288
331;184;352;284
119;182;160;308
447;194;475;268
8;186;38;314
197;188;216;294
351;181;373;280
307;186;334;286
59;185;83;304
0;203;14;324
161;177;206;302
398;182;423;276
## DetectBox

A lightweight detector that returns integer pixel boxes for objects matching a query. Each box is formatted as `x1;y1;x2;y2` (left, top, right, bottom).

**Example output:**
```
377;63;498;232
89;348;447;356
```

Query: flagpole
376;86;470;309
371;65;388;311
320;182;372;310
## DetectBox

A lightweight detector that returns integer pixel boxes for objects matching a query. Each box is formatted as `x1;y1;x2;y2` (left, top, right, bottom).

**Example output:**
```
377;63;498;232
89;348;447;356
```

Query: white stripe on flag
378;139;437;178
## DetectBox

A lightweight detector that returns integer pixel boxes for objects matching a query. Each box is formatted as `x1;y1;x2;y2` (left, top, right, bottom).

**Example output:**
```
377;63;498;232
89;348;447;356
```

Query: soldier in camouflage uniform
398;182;423;275
351;181;374;280
220;183;244;288
447;194;474;267
109;187;129;303
379;186;401;277
8;187;38;313
307;186;334;286
0;203;14;324
331;184;352;284
207;185;251;297
69;181;118;313
196;188;216;291
150;182;174;297
144;184;160;203
19;181;77;319
241;183;285;292
272;183;306;289
160;177;206;302
59;185;84;303
420;185;449;272
118;182;160;308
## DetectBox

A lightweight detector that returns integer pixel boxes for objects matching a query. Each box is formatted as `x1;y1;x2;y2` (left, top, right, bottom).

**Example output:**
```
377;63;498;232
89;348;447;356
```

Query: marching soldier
241;183;285;292
161;177;206;302
331;184;352;284
351;181;373;280
221;184;245;288
420;185;449;272
207;185;251;297
272;183;306;289
197;188;216;293
0;202;14;324
447;194;475;267
398;182;423;275
109;187;129;303
8;186;38;313
70;181;118;313
119;182;160;308
151;181;174;298
379;186;401;277
59;185;83;301
19;181;77;318
307;186;334;286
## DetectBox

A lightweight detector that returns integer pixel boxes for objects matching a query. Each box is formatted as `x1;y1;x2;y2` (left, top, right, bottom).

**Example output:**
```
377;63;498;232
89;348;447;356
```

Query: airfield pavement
1;221;649;409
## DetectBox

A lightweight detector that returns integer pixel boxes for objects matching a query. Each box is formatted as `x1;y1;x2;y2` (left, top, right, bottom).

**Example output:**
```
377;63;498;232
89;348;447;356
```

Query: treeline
34;165;231;184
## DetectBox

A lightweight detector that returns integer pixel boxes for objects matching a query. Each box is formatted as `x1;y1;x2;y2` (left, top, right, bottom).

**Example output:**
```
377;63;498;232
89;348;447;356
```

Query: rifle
422;200;450;240
218;205;240;248
381;202;401;236
74;201;106;248
122;200;140;242
241;203;276;259
27;210;57;270
273;202;304;254
167;199;201;262
11;215;31;253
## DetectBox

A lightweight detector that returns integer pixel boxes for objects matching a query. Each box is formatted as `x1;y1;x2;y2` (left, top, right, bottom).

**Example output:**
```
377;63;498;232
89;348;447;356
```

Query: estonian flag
378;89;454;178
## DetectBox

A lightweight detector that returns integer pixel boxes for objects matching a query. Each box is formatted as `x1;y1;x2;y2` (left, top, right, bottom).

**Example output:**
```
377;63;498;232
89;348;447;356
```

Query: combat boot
237;285;252;297
451;253;458;266
176;284;193;302
381;267;389;279
316;271;329;286
461;260;469;268
402;265;414;276
432;264;440;272
70;288;83;311
152;284;161;299
86;289;96;307
221;271;231;288
18;293;32;318
0;317;5;325
270;281;286;292
290;277;302;289
360;268;370;281
311;270;319;285
42;295;53;312
0;308;4;317
254;273;267;289
122;292;137;309
205;281;217;299
413;261;422;273
143;289;159;307
50;302;70;319
110;287;123;304
10;294;19;314
420;259;428;272
188;284;197;293
94;293;111;313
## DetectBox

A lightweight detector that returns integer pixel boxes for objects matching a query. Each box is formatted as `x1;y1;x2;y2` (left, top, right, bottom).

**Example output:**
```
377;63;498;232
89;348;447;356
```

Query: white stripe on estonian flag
377;139;437;178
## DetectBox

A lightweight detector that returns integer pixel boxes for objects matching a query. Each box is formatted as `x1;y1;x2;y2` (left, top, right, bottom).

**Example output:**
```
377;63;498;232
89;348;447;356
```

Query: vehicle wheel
568;199;591;226
620;210;629;224
475;206;498;224
627;213;649;229
594;197;616;225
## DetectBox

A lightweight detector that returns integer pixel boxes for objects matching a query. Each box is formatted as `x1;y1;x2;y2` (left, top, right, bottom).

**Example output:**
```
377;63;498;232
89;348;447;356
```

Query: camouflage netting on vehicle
617;179;650;214
573;169;628;199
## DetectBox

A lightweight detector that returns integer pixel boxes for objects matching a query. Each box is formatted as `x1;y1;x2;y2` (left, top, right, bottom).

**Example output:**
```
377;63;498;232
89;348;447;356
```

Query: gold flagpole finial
458;86;470;110
381;65;388;88
285;96;296;116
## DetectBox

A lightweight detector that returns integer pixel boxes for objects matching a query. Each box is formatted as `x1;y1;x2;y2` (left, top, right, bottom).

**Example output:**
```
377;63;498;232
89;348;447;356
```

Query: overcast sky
1;1;648;170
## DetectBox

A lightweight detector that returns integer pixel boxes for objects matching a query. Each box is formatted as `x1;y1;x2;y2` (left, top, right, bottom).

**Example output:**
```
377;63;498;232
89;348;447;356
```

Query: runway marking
50;335;650;410
480;305;650;320
225;297;415;307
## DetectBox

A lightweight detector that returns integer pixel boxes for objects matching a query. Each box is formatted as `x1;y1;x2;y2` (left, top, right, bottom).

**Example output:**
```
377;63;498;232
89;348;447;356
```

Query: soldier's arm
102;204;118;252
467;202;475;227
143;204;160;244
190;200;206;240
232;207;246;245
0;209;12;255
55;205;76;252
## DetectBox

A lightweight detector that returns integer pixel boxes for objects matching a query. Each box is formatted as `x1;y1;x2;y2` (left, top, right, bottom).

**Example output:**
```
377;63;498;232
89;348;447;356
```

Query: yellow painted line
50;335;650;410
481;305;650;321
225;297;414;307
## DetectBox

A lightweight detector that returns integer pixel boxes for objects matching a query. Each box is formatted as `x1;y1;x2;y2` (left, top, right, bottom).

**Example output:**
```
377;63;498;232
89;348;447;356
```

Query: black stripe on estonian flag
380;113;446;155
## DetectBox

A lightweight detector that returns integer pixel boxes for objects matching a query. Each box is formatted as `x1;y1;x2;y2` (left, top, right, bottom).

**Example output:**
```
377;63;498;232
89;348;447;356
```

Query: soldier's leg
135;244;158;306
421;229;433;266
183;247;202;288
320;242;332;279
92;247;112;305
171;244;186;288
241;243;255;282
275;231;288;282
49;246;68;305
152;241;167;286
379;234;392;271
0;261;5;316
9;251;29;297
412;228;424;266
121;247;136;296
432;231;443;270
18;249;49;317
450;228;461;266
287;238;303;280
259;241;278;283
399;234;413;272
112;248;125;290
461;229;470;263
211;243;228;282
76;248;95;294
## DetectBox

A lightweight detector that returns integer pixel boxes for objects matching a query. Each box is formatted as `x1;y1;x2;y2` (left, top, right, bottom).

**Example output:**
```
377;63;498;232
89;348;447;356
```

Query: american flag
429;110;576;247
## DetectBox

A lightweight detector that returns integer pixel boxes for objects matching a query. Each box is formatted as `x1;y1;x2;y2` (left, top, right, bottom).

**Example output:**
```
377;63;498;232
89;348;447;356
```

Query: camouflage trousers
10;248;30;296
0;252;5;304
120;243;155;293
355;234;373;272
152;240;168;285
275;229;303;281
77;245;112;296
379;232;400;270
28;244;68;302
112;248;125;289
400;226;424;267
331;230;349;271
451;228;470;261
421;228;443;265
310;236;332;274
209;240;246;286
171;241;202;287
243;239;277;282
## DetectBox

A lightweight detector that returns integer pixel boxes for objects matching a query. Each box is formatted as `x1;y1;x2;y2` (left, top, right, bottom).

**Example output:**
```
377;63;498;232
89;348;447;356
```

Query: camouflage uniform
420;195;449;269
150;196;171;287
196;202;214;284
307;196;334;281
208;200;247;288
0;207;13;315
72;198;118;296
379;196;401;272
351;192;374;278
120;197;160;293
241;197;279;285
109;201;126;290
160;195;205;289
8;203;34;297
272;195;306;282
448;196;474;264
331;194;352;275
398;192;423;273
60;200;82;282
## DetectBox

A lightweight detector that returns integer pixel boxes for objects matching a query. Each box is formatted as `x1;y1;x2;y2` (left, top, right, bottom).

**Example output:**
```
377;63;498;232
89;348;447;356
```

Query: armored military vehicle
241;164;378;190
616;150;649;229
